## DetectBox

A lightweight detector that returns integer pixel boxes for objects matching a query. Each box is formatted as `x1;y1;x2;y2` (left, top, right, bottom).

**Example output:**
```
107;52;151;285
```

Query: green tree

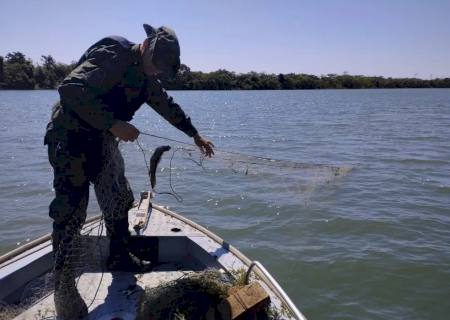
34;55;73;89
3;52;35;89
35;55;58;88
0;56;4;87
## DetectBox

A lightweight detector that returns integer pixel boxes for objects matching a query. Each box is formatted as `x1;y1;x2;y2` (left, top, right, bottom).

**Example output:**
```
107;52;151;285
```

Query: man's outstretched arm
146;78;214;157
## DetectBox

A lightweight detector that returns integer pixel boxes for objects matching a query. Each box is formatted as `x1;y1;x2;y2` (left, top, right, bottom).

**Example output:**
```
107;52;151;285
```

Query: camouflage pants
46;127;134;274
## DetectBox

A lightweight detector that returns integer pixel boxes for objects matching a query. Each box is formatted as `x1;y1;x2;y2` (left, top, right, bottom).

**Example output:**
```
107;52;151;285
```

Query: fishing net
134;133;352;206
0;219;107;320
0;272;56;320
137;269;230;320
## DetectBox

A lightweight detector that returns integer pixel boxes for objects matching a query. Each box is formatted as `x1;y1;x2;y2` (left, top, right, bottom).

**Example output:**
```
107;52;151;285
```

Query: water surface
0;89;449;319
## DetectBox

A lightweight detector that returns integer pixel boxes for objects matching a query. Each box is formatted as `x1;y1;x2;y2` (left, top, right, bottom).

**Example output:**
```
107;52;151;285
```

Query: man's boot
107;236;152;272
54;270;88;319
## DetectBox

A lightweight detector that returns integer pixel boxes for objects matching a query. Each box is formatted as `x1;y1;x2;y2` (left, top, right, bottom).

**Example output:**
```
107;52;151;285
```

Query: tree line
1;51;449;90
0;52;74;89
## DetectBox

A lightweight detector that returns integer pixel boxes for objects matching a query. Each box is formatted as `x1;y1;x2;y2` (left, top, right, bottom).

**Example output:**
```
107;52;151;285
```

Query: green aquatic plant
230;267;248;287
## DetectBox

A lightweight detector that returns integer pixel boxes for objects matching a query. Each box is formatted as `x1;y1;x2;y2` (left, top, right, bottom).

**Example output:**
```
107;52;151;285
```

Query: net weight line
139;131;347;171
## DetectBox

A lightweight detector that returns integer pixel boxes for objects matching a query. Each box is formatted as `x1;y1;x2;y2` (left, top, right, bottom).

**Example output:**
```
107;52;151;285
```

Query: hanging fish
149;145;171;197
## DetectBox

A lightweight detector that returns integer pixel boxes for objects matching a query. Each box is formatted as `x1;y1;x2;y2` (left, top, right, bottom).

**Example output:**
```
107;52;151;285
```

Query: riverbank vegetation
1;52;449;90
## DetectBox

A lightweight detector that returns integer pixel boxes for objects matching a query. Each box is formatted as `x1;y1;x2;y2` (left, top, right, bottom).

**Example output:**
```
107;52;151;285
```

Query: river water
0;89;449;319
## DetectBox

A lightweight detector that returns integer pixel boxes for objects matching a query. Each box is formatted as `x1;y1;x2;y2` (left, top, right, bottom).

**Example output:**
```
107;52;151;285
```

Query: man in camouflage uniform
45;24;214;319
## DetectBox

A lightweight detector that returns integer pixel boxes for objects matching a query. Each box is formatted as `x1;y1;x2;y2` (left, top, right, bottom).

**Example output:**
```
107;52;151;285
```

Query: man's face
141;38;180;80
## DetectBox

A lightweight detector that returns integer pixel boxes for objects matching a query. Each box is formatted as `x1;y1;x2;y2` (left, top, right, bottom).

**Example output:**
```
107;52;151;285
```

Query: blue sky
1;0;449;78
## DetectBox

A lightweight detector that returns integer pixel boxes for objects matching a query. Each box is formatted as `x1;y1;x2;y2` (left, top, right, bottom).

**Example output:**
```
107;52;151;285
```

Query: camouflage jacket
48;36;197;137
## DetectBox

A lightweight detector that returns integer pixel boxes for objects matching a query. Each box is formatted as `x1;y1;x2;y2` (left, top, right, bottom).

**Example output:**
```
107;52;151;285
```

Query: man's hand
109;121;140;142
194;133;215;158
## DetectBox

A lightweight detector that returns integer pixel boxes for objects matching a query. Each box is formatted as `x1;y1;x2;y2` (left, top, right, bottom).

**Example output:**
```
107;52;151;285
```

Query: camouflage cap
143;24;180;79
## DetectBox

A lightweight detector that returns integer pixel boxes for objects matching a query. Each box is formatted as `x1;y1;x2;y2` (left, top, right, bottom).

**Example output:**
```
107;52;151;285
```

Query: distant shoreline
1;52;449;90
1;87;450;91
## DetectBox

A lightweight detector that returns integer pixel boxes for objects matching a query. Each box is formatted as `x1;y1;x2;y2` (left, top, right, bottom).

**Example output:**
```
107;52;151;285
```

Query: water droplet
276;212;280;216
